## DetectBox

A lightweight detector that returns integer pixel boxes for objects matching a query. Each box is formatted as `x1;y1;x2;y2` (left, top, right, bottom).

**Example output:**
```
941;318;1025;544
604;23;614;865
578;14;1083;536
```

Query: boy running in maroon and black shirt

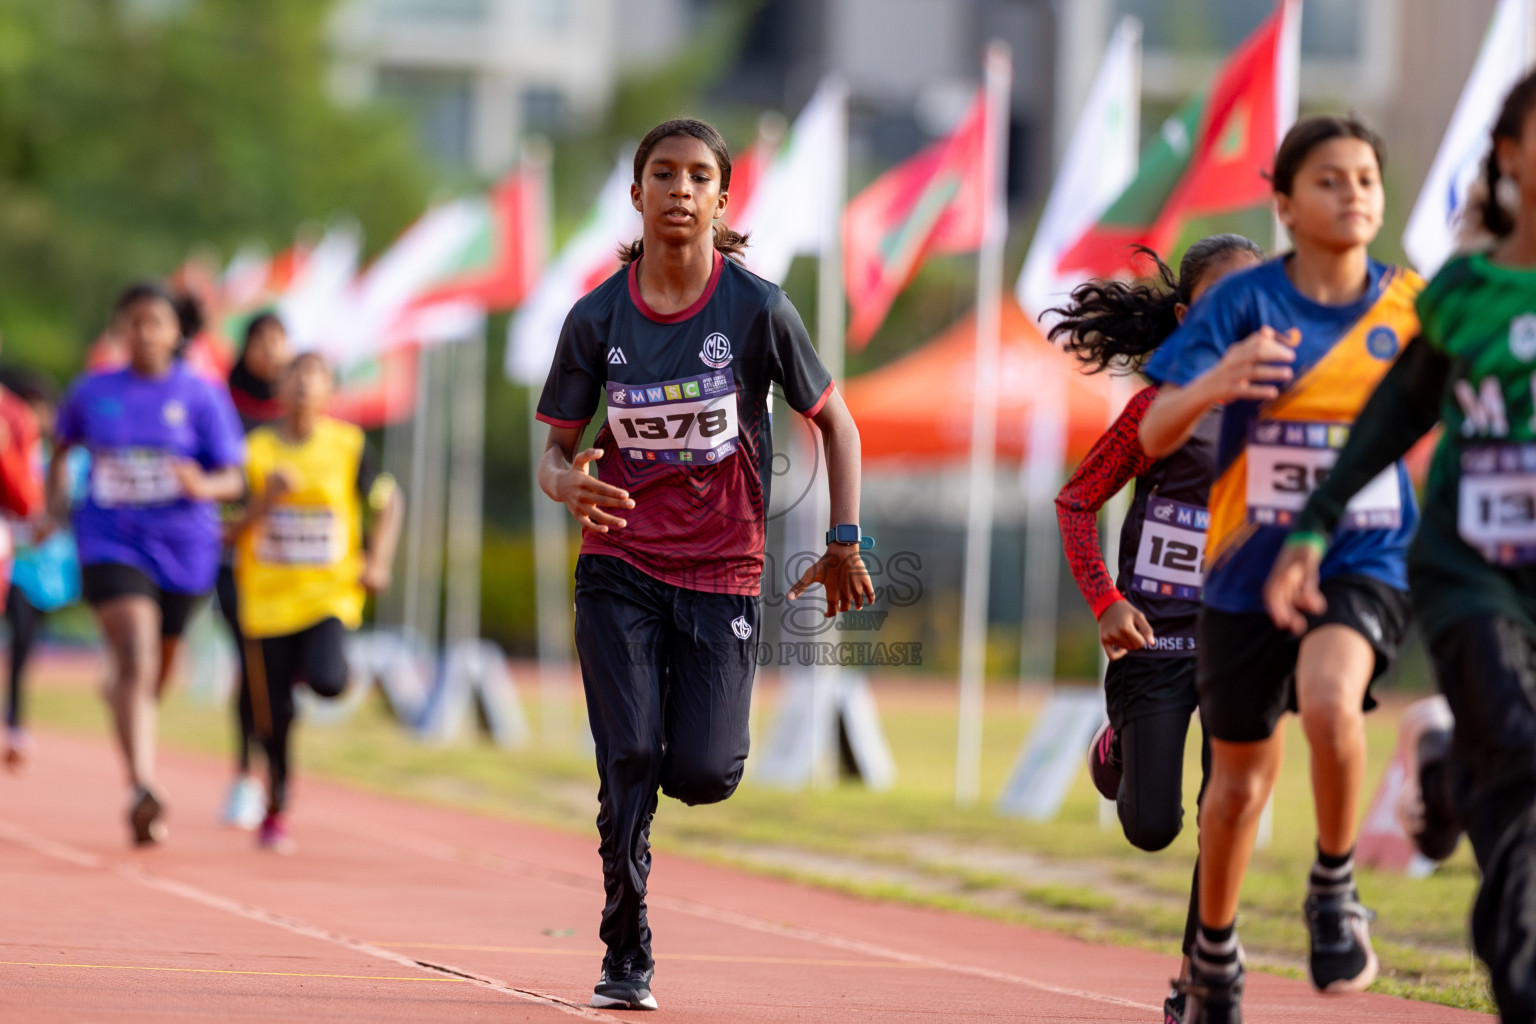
536;118;873;1012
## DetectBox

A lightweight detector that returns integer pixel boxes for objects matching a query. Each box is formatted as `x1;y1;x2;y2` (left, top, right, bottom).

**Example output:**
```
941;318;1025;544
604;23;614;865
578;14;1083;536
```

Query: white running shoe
221;775;267;831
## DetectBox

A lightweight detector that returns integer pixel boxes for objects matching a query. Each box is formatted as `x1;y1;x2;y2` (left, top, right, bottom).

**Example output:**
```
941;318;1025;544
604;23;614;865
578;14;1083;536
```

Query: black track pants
245;616;349;816
216;564;256;774
1105;655;1209;956
574;555;758;971
4;588;42;730
1429;615;1536;1024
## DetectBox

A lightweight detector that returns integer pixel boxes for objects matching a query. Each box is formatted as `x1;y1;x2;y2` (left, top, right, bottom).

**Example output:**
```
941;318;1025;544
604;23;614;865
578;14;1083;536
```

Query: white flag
1404;0;1535;277
506;152;640;384
328;199;488;366
277;223;361;357
1015;17;1140;323
734;79;847;285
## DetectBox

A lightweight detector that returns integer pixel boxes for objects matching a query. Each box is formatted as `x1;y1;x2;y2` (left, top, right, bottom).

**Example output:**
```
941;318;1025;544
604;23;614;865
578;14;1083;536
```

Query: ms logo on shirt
700;332;733;369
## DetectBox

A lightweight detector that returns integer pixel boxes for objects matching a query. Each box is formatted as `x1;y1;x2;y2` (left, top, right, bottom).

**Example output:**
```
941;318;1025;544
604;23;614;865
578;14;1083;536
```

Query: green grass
23;670;1494;1013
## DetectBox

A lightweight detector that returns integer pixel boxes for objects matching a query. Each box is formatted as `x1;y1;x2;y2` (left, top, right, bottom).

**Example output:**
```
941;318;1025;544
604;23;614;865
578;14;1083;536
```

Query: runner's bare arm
172;461;245;503
539;424;634;534
1140;327;1300;457
790;390;875;617
37;438;77;540
359;483;404;593
1265;335;1445;634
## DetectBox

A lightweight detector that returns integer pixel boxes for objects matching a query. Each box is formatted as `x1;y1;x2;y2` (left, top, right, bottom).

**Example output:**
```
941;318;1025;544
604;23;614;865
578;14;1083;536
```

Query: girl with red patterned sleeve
1051;235;1262;1024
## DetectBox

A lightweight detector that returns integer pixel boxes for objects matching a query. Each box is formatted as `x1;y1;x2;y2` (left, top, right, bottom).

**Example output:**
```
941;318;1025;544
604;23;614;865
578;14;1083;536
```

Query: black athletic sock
1192;921;1240;979
1309;844;1355;896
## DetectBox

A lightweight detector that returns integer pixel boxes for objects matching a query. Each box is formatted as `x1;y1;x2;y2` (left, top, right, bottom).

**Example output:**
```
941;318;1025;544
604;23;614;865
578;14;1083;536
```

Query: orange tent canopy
842;298;1122;464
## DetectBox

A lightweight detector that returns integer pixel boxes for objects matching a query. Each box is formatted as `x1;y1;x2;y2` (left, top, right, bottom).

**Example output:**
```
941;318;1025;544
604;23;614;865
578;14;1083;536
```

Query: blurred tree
0;0;429;377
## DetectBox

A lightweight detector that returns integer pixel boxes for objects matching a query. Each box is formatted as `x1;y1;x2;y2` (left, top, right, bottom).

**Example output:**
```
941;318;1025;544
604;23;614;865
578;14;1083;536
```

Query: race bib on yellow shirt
92;448;181;507
1246;420;1401;530
256;506;341;565
605;372;739;465
1459;443;1536;566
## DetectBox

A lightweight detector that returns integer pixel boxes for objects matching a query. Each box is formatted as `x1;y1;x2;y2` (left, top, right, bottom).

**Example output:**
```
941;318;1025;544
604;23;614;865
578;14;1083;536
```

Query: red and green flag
843;89;989;348
1057;0;1300;280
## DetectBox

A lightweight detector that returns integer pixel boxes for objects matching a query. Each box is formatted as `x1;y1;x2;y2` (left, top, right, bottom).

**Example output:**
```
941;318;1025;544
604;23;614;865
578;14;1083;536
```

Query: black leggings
214;565;255;773
574;555;757;971
4;589;44;730
1117;705;1211;957
1429;615;1536;1023
1104;654;1209;957
244;617;349;816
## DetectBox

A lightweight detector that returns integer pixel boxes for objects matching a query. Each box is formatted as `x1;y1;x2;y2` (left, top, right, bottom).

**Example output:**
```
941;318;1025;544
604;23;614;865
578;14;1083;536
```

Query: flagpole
955;41;1013;806
809;78;849;789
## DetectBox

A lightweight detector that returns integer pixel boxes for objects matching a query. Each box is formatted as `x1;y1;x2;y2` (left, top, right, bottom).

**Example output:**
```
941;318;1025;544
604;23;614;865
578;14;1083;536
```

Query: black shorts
1197;573;1411;743
81;563;205;638
1104;654;1197;731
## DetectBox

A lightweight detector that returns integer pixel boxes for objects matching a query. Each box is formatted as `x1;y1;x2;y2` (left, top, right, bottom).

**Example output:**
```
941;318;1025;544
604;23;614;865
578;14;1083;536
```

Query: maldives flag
1057;0;1300;280
844;90;988;347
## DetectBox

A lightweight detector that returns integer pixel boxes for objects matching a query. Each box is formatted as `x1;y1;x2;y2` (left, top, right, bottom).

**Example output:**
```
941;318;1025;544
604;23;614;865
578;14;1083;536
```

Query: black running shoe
1174;962;1243;1023
1396;696;1463;863
1303;889;1378;992
1163;984;1186;1024
1087;720;1123;801
129;787;167;847
591;957;657;1011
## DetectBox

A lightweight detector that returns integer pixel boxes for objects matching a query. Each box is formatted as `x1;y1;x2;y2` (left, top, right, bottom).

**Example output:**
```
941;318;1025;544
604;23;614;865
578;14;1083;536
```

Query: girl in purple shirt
48;283;246;846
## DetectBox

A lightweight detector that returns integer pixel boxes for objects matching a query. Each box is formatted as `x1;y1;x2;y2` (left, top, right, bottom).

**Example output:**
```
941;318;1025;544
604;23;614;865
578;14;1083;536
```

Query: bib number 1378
616;408;731;441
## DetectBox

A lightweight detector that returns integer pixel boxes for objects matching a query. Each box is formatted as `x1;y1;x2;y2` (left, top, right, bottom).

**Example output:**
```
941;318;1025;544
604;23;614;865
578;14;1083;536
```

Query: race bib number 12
1132;497;1207;601
1246;420;1401;530
605;372;739;465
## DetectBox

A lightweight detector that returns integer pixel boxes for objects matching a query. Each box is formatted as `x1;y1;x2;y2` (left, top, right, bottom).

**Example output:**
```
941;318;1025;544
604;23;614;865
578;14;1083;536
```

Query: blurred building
330;0;694;174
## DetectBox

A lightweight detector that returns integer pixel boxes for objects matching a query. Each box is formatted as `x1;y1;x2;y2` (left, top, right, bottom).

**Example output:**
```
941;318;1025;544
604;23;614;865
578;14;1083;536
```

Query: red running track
0;729;1490;1022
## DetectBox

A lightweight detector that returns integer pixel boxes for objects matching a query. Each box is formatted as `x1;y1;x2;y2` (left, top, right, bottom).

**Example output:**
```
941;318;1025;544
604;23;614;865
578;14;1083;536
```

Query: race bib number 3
257;506;341;565
1459;443;1536;566
1246;420;1401;530
92;449;180;508
1132;497;1207;601
605;372;739;465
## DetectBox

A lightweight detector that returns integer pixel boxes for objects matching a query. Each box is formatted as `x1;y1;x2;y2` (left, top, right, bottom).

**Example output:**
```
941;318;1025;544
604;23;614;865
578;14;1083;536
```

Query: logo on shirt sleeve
700;332;733;369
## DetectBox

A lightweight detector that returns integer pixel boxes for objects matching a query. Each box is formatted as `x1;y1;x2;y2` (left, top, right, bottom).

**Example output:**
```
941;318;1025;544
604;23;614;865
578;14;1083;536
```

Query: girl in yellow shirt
232;353;402;852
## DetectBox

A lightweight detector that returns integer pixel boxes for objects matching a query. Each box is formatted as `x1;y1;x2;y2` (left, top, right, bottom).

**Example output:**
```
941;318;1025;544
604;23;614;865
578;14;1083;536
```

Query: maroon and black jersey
537;251;834;596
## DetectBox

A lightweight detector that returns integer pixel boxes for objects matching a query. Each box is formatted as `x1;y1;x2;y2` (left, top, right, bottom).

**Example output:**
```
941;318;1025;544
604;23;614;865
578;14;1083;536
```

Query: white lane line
0;818;625;1023
322;811;1162;1014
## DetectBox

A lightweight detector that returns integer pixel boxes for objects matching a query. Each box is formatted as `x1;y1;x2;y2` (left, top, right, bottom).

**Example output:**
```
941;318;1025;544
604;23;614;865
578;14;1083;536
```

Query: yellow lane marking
368;942;905;969
0;960;467;983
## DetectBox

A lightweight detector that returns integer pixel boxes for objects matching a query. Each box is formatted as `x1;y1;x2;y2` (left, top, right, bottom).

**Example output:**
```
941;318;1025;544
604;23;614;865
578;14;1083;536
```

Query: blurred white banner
1404;0;1535;277
1015;16;1140;324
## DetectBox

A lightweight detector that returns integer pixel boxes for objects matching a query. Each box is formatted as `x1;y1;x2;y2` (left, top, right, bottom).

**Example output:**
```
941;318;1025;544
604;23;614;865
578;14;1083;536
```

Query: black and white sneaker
129;787;167;847
1087;720;1123;801
1396;696;1462;862
1303;889;1378;992
591;957;658;1011
1175;962;1243;1024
